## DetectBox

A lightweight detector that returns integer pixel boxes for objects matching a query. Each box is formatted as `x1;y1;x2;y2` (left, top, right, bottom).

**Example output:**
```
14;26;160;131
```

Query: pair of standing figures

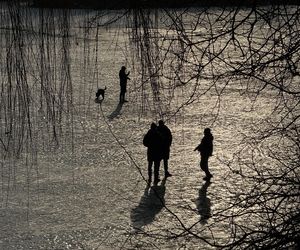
143;120;173;185
144;123;214;185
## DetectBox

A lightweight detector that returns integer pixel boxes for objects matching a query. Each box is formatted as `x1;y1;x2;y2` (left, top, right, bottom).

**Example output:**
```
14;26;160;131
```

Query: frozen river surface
0;6;281;249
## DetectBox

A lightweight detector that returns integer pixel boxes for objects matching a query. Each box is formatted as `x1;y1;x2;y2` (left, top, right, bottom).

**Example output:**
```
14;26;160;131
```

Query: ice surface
0;6;284;249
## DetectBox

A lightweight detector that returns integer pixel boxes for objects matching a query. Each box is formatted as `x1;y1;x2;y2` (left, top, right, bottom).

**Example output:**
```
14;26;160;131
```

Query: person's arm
143;133;149;147
169;129;172;146
194;142;202;152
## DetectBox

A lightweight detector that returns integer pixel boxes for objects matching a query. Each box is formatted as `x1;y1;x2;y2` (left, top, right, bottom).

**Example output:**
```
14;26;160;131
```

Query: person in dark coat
158;120;172;178
194;128;214;180
119;66;130;103
143;123;163;185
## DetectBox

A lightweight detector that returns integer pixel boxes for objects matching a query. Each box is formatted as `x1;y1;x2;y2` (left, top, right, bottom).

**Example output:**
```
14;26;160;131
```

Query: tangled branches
127;4;300;249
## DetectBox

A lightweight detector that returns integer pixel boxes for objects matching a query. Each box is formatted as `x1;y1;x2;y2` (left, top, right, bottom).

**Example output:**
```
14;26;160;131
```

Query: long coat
119;69;130;93
195;133;214;157
158;124;172;159
143;128;163;162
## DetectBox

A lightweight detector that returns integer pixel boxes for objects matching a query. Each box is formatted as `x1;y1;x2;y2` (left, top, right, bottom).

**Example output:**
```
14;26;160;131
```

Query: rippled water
0;5;284;249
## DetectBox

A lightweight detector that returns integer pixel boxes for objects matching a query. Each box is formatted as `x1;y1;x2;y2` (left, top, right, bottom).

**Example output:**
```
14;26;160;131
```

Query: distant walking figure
143;123;162;185
194;128;214;180
158;120;172;178
119;66;130;103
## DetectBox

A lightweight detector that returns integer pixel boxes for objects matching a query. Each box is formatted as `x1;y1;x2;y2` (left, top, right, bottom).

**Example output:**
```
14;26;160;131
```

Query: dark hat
151;122;157;129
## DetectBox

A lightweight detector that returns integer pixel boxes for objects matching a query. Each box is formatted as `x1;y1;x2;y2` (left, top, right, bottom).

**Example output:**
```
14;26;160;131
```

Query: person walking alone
119;66;130;103
143;123;163;185
194;128;214;181
158;120;172;178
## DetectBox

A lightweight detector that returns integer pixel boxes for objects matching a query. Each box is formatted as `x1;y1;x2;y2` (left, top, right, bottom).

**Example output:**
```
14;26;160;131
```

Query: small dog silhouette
96;86;106;100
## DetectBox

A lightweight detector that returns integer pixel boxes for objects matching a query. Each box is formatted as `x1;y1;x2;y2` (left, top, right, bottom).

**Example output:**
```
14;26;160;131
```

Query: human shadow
107;102;123;120
195;180;212;225
130;179;166;232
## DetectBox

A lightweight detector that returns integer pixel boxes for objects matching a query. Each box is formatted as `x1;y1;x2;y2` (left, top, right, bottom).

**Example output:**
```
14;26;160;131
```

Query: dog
95;86;106;100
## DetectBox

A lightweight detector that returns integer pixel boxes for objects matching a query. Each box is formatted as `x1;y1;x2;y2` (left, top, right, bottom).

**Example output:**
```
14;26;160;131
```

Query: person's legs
120;84;127;103
200;156;212;179
123;84;127;102
120;84;125;103
153;160;160;185
119;91;124;103
148;160;153;184
163;148;172;178
164;158;172;177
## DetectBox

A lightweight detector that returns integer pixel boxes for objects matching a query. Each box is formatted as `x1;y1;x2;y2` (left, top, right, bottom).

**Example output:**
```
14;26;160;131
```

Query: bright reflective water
0;4;290;249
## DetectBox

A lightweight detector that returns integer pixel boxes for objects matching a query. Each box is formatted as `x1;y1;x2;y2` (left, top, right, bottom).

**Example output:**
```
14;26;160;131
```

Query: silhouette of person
143;123;163;185
130;179;166;232
119;66;130;103
196;180;211;224
194;128;214;180
157;120;172;178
